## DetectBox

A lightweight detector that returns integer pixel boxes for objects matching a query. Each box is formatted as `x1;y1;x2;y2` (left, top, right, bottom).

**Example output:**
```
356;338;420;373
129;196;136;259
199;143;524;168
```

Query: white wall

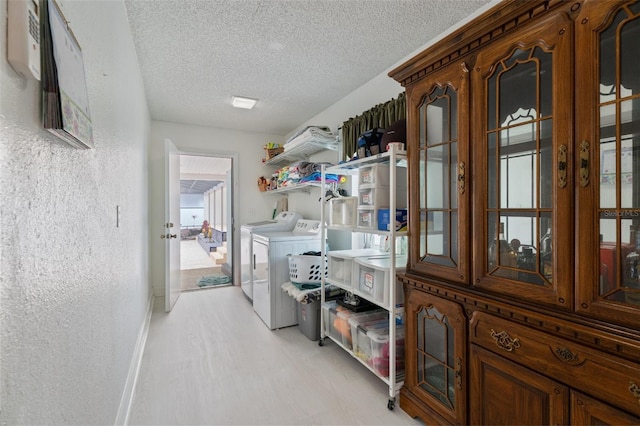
148;121;285;296
0;0;150;424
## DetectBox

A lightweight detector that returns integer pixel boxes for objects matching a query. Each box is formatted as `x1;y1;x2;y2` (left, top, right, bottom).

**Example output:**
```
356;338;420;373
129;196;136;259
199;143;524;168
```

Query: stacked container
328;196;358;228
357;164;407;231
327;248;387;289
355;255;407;308
322;300;387;350
367;326;406;378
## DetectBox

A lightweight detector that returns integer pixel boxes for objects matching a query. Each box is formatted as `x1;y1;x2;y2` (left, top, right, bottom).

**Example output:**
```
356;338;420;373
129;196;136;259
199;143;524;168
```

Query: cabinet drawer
469;311;640;417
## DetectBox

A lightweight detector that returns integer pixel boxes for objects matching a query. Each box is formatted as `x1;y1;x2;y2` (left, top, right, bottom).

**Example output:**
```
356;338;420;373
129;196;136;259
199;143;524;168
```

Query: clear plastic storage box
348;312;389;357
353;318;389;362
359;185;408;209
322;300;343;344
355;255;407;307
357;208;378;230
322;300;385;350
354;323;405;377
327;248;386;288
328;196;357;227
367;326;406;378
359;164;407;187
359;164;390;186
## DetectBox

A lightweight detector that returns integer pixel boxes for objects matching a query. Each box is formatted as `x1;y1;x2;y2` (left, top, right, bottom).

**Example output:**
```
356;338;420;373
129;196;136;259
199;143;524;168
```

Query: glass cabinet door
576;0;640;328
406;62;470;283
472;12;574;309
404;288;467;425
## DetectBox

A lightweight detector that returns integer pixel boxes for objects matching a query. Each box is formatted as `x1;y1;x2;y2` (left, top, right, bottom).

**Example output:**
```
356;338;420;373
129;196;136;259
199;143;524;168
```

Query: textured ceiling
124;0;494;136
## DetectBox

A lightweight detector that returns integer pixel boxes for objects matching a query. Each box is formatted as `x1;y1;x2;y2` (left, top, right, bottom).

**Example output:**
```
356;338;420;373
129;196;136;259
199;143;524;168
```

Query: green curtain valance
340;92;406;160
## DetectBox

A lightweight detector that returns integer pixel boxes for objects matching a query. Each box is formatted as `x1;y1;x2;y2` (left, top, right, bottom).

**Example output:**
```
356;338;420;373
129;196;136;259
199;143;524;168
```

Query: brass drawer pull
458;161;466;195
490;329;521;352
630;381;640;403
580;140;590;187
558;144;567;188
554;347;579;363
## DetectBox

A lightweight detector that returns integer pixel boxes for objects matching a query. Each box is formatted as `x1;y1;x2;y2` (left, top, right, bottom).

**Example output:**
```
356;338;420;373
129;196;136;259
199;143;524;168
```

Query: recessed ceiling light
232;96;258;109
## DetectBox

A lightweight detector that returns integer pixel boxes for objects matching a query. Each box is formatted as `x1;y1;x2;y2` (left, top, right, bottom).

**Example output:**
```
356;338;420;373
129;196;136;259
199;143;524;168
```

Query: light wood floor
128;286;421;425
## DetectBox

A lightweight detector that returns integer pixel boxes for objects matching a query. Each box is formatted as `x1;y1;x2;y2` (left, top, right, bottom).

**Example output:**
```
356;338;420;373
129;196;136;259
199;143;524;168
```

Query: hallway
128;286;418;425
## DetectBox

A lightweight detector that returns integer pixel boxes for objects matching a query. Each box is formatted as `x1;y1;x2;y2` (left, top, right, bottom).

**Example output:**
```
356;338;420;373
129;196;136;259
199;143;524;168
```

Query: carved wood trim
400;273;640;363
389;0;574;86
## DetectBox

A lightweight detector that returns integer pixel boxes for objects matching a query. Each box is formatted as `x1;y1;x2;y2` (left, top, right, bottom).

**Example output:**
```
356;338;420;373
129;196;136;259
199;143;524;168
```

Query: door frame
176;149;240;286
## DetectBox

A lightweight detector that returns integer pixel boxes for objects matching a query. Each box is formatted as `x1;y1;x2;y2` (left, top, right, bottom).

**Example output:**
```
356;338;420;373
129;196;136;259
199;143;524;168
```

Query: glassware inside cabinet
596;4;640;307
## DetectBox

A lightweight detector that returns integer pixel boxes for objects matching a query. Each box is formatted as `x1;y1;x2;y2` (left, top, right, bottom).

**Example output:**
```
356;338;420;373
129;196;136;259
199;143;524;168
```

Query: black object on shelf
337;294;378;312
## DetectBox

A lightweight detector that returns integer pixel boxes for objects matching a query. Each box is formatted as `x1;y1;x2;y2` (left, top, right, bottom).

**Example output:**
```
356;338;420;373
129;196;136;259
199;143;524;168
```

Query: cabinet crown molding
389;0;572;86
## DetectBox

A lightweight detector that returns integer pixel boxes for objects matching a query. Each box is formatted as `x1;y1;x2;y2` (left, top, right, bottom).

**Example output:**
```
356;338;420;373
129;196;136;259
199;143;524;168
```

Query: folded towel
286;126;332;145
197;275;231;287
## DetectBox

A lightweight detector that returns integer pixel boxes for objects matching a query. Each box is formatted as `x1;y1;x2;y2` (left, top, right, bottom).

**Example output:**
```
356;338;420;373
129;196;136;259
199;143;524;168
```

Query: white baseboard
114;295;154;426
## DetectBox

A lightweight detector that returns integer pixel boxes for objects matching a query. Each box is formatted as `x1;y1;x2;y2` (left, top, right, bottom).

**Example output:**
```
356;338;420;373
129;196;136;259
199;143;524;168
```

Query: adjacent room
179;154;233;291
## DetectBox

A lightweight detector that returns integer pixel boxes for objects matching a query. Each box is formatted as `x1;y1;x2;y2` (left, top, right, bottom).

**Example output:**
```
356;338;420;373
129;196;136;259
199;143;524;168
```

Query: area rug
197;274;232;287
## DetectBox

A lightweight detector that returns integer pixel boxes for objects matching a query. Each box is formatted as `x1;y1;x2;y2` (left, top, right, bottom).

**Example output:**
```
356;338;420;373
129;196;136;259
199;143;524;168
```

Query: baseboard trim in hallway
115;295;154;426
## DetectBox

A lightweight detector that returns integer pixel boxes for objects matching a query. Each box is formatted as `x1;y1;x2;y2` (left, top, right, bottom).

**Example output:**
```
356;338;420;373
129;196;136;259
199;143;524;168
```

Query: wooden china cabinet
389;0;640;424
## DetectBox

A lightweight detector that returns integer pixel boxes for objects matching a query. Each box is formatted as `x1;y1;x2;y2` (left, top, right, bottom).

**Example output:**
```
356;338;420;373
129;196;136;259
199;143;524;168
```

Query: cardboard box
377;208;408;231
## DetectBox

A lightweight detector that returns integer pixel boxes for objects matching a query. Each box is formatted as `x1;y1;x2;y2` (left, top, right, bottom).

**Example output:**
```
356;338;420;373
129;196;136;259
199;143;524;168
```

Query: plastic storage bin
348;311;389;356
355;255;407;306
322;300;342;344
368;327;406;378
336;307;384;349
359;164;390;186
359;164;407;187
358;185;392;208
358;185;407;210
357;208;377;230
328;196;357;227
322;301;384;350
327;248;386;288
353;318;389;362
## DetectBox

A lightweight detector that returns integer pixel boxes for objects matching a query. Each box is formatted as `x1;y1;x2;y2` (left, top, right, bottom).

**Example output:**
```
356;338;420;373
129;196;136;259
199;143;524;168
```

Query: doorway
179;154;233;291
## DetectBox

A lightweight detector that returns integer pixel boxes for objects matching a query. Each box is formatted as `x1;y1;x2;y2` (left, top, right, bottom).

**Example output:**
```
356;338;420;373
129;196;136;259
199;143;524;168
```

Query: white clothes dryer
251;219;322;330
240;211;301;301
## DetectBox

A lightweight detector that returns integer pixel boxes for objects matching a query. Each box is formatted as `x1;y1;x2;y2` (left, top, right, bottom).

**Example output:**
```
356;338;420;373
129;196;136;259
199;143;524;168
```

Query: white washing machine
240;211;301;302
252;219;322;330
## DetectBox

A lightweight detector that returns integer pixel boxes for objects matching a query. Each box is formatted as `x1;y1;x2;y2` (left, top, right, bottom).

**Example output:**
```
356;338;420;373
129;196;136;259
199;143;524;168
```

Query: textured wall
0;0;150;424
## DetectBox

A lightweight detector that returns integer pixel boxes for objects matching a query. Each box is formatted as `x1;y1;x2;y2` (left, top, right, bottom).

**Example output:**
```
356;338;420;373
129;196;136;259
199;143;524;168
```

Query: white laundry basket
288;254;328;284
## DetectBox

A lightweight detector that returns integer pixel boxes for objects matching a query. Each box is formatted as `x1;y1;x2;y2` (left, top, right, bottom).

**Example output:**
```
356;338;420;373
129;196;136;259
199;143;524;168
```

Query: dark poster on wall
41;0;94;149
